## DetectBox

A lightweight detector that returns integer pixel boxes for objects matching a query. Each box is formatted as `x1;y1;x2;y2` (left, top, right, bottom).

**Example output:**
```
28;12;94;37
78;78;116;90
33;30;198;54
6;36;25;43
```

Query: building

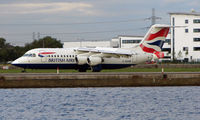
111;35;143;48
170;11;200;62
63;40;111;48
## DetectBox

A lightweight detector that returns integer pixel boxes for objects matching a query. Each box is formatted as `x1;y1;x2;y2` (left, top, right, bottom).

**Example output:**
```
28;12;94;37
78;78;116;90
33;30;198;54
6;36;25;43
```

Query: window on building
193;47;200;51
165;39;171;44
193;29;200;33
122;40;141;44
185;19;188;24
162;48;171;53
183;47;188;51
185;29;189;33
194;38;200;42
193;19;200;23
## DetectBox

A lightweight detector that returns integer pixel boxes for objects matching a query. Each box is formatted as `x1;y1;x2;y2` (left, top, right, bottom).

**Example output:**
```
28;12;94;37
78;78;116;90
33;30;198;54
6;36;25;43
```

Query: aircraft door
39;51;47;62
132;54;137;63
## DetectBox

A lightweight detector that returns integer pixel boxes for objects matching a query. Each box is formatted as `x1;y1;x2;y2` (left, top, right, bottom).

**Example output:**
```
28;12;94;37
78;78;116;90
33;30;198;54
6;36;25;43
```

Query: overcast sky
0;0;199;46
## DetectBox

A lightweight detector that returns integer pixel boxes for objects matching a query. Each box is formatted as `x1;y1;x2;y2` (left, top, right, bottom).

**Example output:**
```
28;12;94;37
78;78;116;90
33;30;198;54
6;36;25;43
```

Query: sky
0;0;200;46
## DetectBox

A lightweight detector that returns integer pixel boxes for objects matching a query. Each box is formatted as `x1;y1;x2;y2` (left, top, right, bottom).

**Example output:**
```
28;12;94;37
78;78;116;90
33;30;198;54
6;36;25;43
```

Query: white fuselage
12;47;152;71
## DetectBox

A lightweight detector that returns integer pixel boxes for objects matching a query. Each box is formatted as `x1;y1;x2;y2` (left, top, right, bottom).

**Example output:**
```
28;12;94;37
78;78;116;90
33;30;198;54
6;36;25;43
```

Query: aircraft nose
12;59;17;64
11;58;20;65
11;57;25;68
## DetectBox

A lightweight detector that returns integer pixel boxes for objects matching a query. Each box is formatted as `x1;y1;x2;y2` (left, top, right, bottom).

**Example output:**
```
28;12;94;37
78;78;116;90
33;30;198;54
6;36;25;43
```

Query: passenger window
51;55;53;57
57;55;59;57
54;55;56;57
67;55;68;57
69;55;71;57
64;55;66;57
33;54;36;57
61;55;63;57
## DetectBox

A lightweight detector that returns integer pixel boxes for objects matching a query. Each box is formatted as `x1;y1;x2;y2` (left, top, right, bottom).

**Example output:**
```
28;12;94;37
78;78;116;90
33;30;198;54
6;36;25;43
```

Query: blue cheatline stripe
12;63;136;69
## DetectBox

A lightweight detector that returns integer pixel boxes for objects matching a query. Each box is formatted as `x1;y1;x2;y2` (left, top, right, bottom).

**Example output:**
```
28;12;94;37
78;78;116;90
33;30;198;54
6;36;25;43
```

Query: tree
0;36;63;63
177;50;183;59
185;49;189;57
25;36;63;50
0;38;6;48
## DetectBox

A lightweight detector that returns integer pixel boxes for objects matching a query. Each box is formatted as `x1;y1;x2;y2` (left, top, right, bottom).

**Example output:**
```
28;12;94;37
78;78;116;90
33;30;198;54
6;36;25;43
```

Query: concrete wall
0;73;200;88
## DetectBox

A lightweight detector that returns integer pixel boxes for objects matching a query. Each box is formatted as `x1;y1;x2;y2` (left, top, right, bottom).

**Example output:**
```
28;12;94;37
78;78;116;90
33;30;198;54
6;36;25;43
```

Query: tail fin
139;24;170;54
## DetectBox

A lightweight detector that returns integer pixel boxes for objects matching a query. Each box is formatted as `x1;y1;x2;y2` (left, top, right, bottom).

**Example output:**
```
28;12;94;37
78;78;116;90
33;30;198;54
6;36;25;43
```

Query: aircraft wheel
91;65;102;72
78;68;87;72
92;69;101;72
21;69;26;73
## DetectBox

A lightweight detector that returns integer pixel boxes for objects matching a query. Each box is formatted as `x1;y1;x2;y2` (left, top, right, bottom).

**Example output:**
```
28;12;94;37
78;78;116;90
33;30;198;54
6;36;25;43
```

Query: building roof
117;35;144;38
169;12;200;16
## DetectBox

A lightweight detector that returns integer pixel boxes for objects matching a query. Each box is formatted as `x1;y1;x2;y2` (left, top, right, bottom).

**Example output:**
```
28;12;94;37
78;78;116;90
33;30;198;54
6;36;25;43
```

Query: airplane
12;24;170;72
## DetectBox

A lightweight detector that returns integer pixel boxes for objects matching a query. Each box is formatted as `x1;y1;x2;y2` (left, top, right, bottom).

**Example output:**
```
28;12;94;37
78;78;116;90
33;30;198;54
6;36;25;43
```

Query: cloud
189;0;200;7
163;0;187;3
0;2;98;15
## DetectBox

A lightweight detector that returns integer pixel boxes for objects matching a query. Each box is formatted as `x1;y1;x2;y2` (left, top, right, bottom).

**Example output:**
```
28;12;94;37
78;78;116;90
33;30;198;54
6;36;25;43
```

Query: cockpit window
23;54;29;57
23;53;36;57
33;54;36;57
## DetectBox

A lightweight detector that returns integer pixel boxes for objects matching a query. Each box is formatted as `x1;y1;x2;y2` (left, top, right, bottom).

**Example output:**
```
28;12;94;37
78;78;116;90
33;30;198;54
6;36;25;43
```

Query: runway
0;72;200;88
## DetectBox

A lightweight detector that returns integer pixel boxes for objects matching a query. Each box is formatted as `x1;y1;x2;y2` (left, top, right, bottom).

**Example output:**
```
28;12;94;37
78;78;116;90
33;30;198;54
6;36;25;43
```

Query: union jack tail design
139;24;170;58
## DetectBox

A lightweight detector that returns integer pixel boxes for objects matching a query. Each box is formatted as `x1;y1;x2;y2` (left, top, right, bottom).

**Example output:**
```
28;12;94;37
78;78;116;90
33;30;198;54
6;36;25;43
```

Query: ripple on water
0;87;200;119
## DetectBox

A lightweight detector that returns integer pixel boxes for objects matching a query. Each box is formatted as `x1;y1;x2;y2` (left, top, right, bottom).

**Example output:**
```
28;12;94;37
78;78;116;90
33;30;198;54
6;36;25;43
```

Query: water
0;87;200;120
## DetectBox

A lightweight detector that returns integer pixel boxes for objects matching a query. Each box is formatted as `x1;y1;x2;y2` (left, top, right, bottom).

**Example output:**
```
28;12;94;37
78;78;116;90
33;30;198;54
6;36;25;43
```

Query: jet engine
75;55;88;65
87;56;102;66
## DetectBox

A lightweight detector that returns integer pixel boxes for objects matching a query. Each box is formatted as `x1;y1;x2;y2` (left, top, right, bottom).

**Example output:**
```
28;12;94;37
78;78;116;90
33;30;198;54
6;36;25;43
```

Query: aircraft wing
75;47;134;57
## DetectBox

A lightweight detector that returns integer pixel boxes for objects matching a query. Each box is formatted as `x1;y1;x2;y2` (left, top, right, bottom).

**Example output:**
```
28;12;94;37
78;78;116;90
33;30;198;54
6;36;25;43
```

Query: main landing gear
77;64;88;72
78;68;87;72
91;65;102;72
77;64;102;72
21;68;26;73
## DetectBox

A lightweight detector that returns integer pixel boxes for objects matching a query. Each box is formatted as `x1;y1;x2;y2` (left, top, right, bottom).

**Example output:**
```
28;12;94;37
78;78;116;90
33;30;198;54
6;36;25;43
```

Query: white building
113;35;143;48
111;35;143;48
63;40;111;48
170;11;200;62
